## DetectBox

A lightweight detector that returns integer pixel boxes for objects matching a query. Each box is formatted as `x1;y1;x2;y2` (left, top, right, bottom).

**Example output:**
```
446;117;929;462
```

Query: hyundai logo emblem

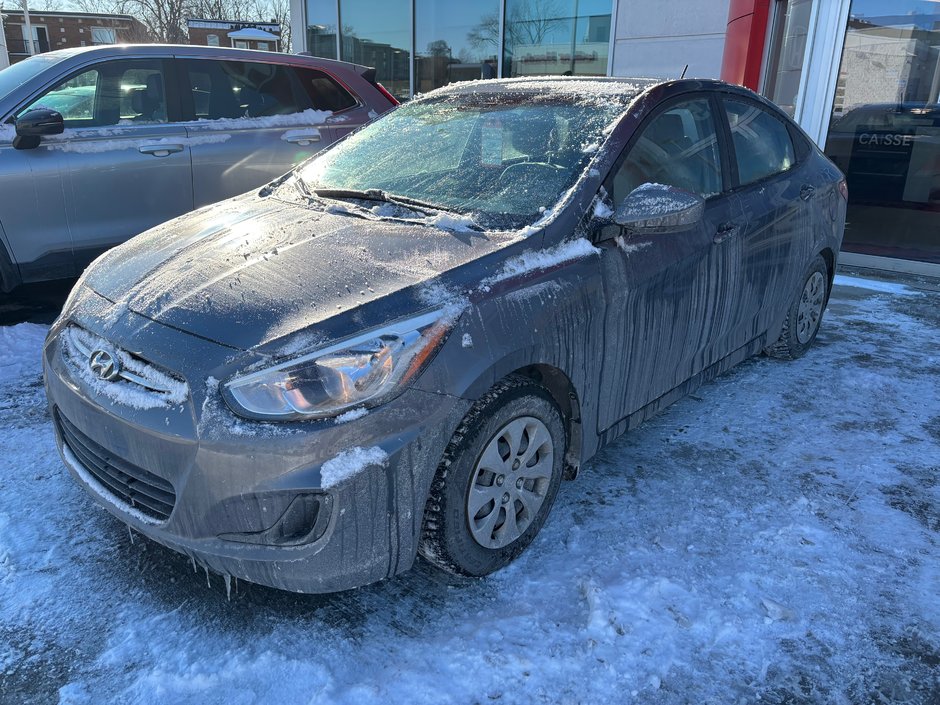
88;348;121;381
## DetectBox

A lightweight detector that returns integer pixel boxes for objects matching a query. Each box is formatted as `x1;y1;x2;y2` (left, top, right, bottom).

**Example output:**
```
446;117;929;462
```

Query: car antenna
679;64;689;79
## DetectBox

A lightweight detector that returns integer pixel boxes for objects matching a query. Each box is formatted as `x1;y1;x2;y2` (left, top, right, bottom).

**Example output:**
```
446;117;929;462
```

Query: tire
419;375;566;577
765;255;829;360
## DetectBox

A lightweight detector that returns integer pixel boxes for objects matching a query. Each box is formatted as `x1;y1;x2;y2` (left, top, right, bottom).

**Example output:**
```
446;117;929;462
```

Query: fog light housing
218;493;332;547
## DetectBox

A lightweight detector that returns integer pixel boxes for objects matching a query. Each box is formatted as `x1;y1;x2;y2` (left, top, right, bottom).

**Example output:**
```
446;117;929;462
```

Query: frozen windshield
296;90;630;229
0;54;61;102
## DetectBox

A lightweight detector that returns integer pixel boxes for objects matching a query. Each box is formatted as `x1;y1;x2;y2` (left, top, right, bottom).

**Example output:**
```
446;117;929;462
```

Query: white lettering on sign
858;133;915;147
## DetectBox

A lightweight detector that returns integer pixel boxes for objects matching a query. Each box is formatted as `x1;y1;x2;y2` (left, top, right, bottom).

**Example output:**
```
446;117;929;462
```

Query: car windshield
296;90;630;230
0;54;62;101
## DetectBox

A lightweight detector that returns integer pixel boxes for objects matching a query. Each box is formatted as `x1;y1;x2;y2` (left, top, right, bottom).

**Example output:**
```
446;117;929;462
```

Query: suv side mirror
612;183;705;235
13;108;65;150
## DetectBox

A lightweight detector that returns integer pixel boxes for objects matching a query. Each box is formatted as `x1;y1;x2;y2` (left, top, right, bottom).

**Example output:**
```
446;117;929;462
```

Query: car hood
83;193;517;351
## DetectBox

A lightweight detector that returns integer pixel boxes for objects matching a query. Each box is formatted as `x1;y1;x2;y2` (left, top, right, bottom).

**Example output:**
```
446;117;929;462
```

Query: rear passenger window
294;68;357;112
611;97;723;202
183;59;302;120
725;99;796;185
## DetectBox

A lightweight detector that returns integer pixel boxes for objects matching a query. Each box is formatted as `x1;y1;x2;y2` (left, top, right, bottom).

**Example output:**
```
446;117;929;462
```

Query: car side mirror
611;183;705;236
13;108;65;150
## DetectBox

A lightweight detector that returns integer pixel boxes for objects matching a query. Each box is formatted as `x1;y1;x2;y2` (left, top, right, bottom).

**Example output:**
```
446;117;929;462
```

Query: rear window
294;68;357;112
725;98;796;186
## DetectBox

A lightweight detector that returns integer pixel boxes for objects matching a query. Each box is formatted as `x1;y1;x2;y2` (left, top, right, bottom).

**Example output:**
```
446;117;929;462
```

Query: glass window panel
19;60;169;126
305;0;339;60
295;67;359;111
182;59;302;120
763;0;813;117
502;0;612;78
339;0;411;101
299;93;627;229
725;99;795;185
415;0;500;93
612;98;722;201
823;0;940;264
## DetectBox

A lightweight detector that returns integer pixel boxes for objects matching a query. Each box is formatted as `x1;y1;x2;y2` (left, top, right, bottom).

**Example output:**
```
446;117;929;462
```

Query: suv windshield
296;91;628;230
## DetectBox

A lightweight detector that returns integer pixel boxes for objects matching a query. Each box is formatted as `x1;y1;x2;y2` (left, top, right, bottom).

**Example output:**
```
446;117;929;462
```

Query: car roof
419;76;763;108
21;44;372;75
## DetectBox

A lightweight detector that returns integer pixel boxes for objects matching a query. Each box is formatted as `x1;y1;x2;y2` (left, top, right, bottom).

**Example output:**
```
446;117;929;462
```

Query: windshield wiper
312;188;446;216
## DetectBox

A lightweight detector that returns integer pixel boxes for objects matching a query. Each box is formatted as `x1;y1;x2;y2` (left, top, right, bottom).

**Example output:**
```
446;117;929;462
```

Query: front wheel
765;255;830;360
419;376;566;577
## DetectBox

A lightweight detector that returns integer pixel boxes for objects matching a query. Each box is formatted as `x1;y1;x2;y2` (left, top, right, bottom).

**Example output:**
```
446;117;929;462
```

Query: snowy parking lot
0;274;937;705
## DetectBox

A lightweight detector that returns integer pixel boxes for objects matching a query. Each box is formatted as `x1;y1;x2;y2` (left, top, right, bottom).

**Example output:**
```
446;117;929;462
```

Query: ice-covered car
43;77;847;593
0;44;397;292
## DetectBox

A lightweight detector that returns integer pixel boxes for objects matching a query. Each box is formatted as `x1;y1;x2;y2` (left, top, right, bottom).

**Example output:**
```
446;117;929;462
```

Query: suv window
183;59;302;120
611;97;723;203
294;68;357;112
19;59;169;127
725;98;795;185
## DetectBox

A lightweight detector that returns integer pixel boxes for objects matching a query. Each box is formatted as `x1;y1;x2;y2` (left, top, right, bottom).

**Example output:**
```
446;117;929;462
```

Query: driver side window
19;60;169;128
610;97;723;205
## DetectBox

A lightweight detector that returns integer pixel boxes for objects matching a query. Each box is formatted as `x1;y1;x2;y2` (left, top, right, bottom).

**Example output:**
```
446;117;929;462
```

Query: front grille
55;409;176;522
62;324;189;407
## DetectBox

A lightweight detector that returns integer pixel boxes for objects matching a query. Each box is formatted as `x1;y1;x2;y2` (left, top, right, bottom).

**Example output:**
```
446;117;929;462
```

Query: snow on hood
81;193;518;351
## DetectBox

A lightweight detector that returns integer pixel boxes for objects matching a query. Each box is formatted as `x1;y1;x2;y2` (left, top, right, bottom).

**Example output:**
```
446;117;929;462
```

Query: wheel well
819;247;835;288
509;364;582;480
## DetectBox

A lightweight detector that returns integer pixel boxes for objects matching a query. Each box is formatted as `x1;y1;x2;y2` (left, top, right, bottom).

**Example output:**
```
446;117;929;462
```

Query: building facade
186;19;282;52
1;9;147;64
290;0;937;274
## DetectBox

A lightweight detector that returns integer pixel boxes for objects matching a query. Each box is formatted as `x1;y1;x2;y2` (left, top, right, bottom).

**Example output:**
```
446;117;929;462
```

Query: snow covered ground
0;275;938;705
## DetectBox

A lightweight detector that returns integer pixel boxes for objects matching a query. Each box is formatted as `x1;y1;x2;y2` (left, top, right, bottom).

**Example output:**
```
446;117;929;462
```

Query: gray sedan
43;77;846;593
0;44;396;291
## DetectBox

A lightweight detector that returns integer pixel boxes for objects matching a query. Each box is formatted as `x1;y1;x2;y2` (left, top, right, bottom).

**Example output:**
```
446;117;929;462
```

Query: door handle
284;131;321;145
138;143;184;156
713;222;739;244
800;184;816;201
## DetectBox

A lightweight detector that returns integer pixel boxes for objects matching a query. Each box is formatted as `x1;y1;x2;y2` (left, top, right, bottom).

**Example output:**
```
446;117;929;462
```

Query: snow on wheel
766;255;830;360
419;375;565;577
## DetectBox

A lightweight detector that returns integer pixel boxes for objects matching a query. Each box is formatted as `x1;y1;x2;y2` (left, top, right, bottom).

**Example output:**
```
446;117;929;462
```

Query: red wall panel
720;0;771;91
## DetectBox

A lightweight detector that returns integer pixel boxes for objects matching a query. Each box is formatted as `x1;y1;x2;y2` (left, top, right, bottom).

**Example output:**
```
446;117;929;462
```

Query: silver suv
0;44;396;292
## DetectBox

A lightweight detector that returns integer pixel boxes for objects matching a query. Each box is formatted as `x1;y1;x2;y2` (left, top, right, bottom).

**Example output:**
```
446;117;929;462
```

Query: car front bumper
43;308;470;594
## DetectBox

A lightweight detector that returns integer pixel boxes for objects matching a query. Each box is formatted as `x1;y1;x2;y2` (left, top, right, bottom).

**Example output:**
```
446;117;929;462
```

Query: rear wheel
419;376;565;577
765;255;829;360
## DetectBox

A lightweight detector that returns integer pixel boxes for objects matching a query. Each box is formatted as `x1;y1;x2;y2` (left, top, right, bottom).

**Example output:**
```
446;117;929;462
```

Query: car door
178;57;336;207
720;96;807;348
0;121;72;281
13;57;194;272
595;94;746;432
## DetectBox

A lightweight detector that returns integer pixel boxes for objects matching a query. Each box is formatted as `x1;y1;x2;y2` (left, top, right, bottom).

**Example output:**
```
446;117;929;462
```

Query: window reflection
415;0;500;93
824;0;940;264
339;0;411;100
763;0;813;117
305;0;339;59
502;0;612;78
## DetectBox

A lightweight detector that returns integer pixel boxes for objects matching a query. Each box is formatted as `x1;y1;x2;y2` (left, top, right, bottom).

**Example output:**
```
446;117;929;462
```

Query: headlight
223;310;453;420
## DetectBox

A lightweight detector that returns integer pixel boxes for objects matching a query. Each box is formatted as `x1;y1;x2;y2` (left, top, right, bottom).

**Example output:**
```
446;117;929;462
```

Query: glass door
823;0;940;264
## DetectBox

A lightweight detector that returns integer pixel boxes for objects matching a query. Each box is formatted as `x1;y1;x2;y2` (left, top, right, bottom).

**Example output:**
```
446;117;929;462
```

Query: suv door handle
800;184;816;201
713;222;739;244
138;143;184;156
284;131;321;145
